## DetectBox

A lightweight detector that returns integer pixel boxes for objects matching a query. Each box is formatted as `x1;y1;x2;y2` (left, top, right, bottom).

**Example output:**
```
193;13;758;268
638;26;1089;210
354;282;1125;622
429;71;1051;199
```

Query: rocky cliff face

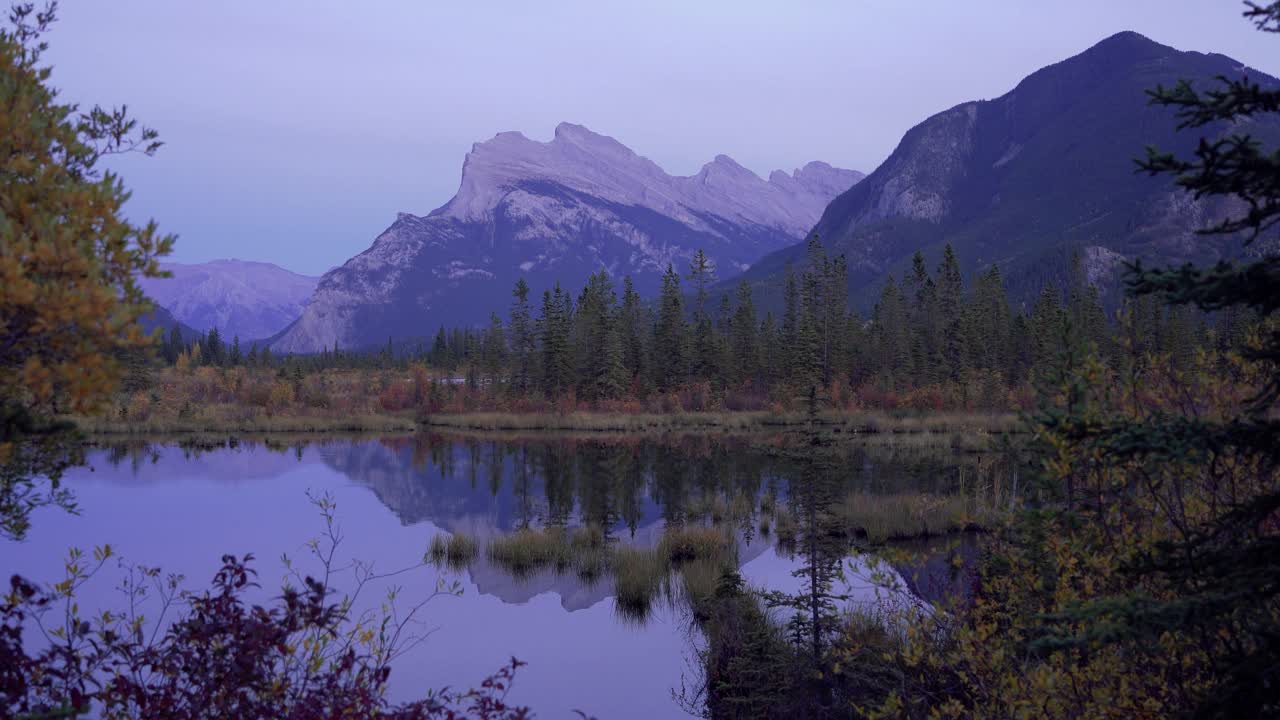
271;123;862;353
140;260;319;341
734;31;1279;307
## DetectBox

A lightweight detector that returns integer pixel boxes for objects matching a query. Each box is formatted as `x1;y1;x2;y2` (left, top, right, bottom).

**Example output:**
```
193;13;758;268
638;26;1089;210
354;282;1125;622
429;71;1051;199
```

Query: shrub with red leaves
2;556;531;720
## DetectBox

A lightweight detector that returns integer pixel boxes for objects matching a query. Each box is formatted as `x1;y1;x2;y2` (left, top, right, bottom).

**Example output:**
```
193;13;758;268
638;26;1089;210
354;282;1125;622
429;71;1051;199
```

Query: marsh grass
677;558;730;611
420;410;1022;435
837;492;995;543
486;528;573;577
73;412;415;434
472;523;737;621
612;546;671;621
428;532;479;570
659;525;732;564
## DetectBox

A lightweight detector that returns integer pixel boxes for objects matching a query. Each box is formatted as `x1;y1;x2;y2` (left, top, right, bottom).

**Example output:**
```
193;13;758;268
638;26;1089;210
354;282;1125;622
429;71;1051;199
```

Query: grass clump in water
427;531;478;570
838;492;988;543
612;546;669;622
487;528;571;576
659;525;732;564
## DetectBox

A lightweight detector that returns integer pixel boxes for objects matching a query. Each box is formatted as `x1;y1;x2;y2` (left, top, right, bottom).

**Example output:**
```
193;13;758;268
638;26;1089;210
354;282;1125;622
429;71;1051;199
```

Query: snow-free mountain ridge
731;31;1280;308
140;259;319;342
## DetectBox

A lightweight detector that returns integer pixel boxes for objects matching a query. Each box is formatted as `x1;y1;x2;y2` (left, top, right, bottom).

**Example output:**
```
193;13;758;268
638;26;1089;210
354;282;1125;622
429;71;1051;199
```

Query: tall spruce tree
654;264;687;391
730;281;759;385
688;250;718;381
936;244;966;380
618;276;647;385
509;279;535;392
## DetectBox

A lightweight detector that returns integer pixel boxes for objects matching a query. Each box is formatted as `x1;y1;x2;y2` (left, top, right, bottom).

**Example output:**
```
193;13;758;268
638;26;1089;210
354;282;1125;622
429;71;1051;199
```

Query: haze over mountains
140;260;319;341
269;123;862;353
733;31;1280;307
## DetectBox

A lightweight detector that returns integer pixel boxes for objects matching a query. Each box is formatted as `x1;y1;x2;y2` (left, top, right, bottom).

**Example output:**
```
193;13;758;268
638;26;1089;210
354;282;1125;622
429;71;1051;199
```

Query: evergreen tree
781;264;800;378
654;264;687;391
203;327;225;367
871;275;910;389
164;326;183;363
509;279;535;393
618;276;648;385
538;286;572;393
730;281;759;384
431;327;448;369
904;251;940;385
936;244;967;380
688;250;718;381
482;313;507;384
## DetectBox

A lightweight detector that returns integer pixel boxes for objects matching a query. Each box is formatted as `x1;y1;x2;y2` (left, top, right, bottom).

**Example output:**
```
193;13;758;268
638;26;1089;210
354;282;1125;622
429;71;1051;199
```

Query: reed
419;410;1023;435
428;531;479;570
659;525;733;564
837;492;991;543
612;546;669;621
486;528;572;576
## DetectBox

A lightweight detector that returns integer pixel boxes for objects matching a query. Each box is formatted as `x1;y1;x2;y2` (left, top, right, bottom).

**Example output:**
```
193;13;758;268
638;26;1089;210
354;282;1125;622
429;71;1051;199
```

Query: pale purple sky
48;1;1278;275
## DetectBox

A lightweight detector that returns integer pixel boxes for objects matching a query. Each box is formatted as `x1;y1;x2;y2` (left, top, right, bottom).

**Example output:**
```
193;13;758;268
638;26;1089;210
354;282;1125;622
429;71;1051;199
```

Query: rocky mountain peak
435;122;861;238
270;123;862;353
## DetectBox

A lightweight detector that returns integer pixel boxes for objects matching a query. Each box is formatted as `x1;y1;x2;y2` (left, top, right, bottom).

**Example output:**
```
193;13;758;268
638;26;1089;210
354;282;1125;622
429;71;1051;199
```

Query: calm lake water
1;433;998;719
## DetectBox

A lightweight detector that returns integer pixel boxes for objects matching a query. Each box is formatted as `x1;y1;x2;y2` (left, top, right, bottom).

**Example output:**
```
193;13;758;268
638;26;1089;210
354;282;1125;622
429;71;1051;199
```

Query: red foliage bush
1;556;533;720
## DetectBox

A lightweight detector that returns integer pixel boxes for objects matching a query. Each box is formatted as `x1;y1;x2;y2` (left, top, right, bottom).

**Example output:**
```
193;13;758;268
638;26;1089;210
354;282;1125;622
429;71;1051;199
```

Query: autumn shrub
266;381;295;414
3;554;531;720
378;381;413;412
125;392;152;422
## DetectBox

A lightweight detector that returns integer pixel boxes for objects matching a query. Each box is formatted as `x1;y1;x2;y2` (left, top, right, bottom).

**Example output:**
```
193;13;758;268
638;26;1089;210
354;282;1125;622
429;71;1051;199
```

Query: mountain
138;304;199;342
271;122;862;353
732;31;1280;308
139;260;320;341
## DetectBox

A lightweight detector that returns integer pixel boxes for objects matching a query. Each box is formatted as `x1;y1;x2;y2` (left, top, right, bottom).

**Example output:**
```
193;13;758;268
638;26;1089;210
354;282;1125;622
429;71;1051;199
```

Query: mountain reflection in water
1;432;1016;718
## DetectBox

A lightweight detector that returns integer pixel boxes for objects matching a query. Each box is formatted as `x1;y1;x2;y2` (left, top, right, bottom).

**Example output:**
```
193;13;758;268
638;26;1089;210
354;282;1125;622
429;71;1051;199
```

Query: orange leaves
0;23;173;428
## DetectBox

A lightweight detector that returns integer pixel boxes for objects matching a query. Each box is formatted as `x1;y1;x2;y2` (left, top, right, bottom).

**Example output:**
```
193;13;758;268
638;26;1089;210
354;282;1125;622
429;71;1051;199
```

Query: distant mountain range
139;260;320;341
269;123;862;353
730;31;1280;308
158;32;1278;353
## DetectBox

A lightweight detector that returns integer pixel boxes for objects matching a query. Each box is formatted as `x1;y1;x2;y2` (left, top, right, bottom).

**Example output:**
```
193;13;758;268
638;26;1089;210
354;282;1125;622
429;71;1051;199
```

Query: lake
1;432;1007;718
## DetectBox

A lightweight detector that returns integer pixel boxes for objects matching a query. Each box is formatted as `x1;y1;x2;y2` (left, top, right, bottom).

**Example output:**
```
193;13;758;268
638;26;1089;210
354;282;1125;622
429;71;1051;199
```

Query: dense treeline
156;239;1243;414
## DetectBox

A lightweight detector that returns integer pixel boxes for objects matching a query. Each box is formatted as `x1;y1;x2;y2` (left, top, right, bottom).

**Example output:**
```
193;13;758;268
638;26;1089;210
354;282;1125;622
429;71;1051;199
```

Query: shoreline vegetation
68;408;1021;437
416;409;1022;434
70;360;1024;437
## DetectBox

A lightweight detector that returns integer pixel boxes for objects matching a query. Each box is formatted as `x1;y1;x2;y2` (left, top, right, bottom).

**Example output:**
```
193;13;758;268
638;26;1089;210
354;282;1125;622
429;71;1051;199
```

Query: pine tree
539;285;572;393
730;281;759;385
654;264;687;391
688;250;718;381
482;313;506;385
782;264;800;378
431;327;448;369
871;275;910;388
904;252;940;385
618;276;648;385
760;312;783;388
936;244;966;381
164;326;183;364
509;279;535;392
967;264;1012;375
200;327;221;366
